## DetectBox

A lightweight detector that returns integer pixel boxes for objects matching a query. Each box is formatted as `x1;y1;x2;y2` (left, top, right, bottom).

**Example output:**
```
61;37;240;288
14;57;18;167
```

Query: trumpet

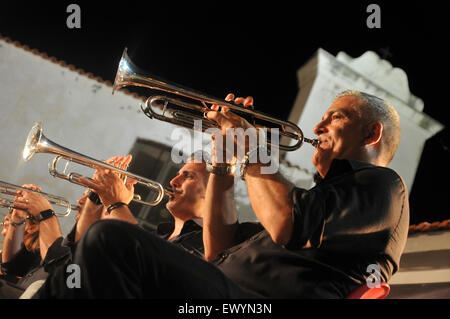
0;180;80;217
112;48;319;151
22;122;173;207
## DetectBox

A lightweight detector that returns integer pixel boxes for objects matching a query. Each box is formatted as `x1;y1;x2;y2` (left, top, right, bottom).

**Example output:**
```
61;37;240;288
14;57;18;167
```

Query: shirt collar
323;159;375;182
156;219;203;239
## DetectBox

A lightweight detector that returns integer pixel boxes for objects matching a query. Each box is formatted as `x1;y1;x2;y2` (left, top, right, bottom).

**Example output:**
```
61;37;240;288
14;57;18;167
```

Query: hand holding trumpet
13;184;53;219
79;155;137;207
207;93;256;166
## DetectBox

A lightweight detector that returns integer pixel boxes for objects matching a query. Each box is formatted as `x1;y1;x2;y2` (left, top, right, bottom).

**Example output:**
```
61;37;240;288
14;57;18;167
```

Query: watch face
39;210;55;221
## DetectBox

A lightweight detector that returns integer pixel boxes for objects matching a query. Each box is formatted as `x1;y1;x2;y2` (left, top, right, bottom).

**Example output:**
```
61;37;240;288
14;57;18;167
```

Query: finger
216;93;236;113
234;97;245;105
219;107;248;124
125;182;135;192
102;170;121;183
206;110;235;130
243;96;254;108
105;156;119;164
14;197;29;203
21;184;41;192
124;154;132;165
118;155;132;170
125;178;137;186
111;157;123;168
78;177;102;192
12;201;28;210
15;210;28;218
95;167;108;175
225;93;235;102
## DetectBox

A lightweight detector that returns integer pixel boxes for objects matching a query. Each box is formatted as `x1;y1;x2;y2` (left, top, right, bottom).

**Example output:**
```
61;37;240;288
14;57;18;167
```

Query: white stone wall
0;39;185;236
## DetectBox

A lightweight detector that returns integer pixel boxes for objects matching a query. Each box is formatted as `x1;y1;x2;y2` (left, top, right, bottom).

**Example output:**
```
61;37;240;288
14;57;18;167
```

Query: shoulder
326;159;405;189
354;163;406;194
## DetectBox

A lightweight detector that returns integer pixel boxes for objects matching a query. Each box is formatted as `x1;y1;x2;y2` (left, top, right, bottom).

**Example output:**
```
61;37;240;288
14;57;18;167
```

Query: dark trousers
36;219;255;299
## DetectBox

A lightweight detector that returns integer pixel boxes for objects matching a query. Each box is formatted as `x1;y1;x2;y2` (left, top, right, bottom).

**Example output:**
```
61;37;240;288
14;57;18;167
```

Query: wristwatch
88;190;102;206
38;209;56;222
206;162;235;176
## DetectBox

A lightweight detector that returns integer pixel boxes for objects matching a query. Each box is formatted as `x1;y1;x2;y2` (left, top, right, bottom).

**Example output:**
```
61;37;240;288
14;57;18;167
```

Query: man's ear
364;121;383;146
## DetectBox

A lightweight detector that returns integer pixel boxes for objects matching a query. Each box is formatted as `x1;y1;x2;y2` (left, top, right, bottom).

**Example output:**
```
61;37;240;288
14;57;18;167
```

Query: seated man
56;152;210;263
35;90;409;299
154;152;210;257
204;90;409;298
0;184;67;298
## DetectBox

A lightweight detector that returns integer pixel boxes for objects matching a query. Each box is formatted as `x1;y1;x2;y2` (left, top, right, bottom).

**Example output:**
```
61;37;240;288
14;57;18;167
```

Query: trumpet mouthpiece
304;138;320;147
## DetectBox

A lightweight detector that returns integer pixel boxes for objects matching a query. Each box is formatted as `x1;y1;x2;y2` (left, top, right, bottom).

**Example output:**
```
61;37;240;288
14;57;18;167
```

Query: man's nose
170;175;182;188
313;119;327;135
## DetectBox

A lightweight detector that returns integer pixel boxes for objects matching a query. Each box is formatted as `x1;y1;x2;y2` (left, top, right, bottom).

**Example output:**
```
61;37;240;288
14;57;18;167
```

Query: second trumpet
23;122;173;207
0;180;80;217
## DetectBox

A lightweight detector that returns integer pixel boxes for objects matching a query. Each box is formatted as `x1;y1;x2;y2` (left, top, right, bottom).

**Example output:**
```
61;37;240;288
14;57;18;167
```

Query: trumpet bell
23;121;43;162
112;48;136;94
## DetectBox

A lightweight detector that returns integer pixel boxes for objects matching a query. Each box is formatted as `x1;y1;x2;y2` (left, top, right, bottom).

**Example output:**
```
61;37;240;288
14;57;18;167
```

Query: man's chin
166;199;179;211
312;152;333;178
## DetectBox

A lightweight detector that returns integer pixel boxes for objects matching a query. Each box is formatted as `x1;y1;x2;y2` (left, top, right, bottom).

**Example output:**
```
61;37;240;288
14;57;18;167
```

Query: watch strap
88;190;102;206
206;162;235;176
38;209;56;222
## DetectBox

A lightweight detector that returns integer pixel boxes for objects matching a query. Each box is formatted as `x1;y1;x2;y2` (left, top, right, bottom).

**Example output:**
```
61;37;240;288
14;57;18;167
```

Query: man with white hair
203;90;408;298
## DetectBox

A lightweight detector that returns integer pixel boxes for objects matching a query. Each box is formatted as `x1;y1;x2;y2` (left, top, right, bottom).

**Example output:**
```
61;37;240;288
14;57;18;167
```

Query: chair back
345;282;390;299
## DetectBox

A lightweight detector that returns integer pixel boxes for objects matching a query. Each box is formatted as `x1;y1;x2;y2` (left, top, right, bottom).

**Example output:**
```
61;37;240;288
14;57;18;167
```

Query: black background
1;1;449;224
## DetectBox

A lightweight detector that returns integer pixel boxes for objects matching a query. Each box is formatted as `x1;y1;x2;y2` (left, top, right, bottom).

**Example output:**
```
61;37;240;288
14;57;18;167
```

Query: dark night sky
1;1;449;224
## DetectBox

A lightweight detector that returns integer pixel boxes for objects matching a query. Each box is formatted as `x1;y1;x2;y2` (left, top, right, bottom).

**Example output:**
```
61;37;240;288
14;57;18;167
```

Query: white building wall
0;38;183;236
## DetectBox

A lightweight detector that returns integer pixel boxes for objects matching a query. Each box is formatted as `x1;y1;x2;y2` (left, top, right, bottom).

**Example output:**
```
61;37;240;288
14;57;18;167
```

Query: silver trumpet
0;180;80;217
112;48;319;151
23;122;173;207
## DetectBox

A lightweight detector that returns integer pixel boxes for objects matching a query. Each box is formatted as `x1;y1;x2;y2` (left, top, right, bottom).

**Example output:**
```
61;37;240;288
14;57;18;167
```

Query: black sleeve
233;222;265;245
285;187;327;250
1;244;41;277
42;237;72;273
62;223;77;248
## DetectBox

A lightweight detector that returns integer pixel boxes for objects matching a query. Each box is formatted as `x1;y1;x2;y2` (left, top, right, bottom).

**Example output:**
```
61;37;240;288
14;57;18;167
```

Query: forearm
244;163;295;245
75;200;103;242
39;216;62;261
203;174;239;261
2;225;25;262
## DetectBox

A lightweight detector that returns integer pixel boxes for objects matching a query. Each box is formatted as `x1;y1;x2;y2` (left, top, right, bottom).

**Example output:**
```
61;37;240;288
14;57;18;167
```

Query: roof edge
0;32;146;102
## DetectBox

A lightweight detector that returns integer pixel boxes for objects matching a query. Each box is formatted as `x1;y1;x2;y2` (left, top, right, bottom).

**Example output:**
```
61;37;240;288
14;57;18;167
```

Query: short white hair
335;90;401;163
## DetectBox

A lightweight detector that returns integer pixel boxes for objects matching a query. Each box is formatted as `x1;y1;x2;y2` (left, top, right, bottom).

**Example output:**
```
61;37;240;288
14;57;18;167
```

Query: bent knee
81;219;133;249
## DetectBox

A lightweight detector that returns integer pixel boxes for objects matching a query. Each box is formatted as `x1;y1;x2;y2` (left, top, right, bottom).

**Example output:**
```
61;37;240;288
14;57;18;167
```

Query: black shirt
61;219;205;259
213;159;410;298
1;244;42;287
156;219;204;258
0;237;71;291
